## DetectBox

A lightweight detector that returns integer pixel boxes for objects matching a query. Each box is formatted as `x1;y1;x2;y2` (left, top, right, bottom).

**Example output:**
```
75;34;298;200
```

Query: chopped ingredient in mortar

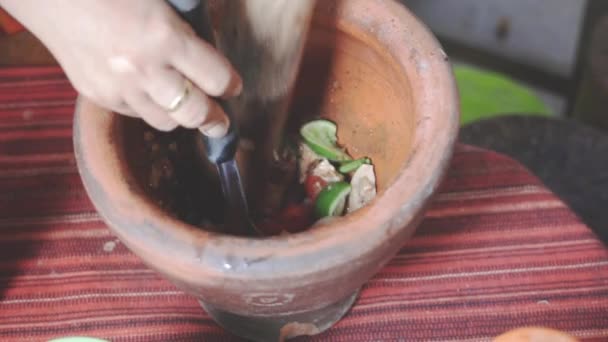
255;118;377;235
132;118;377;237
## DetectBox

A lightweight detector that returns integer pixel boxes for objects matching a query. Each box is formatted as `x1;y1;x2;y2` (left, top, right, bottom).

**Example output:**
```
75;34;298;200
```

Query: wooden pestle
168;0;316;228
205;0;317;220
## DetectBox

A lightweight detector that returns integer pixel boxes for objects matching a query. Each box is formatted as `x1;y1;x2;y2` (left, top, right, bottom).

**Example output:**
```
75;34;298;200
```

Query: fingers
91;97;137;118
170;34;242;99
79;13;244;136
124;91;179;132
143;66;230;137
106;99;138;118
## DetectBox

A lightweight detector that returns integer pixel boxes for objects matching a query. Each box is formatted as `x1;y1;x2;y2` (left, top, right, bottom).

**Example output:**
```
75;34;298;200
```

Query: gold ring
166;79;192;112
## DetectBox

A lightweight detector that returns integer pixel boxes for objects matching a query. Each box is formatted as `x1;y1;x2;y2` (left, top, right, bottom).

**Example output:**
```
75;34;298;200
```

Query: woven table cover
0;67;607;342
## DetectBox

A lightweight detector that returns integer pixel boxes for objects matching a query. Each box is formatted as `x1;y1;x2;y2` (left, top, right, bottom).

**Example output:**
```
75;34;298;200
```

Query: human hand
0;0;242;137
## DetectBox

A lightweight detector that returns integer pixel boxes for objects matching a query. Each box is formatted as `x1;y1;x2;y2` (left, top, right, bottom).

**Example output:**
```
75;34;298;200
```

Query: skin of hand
0;0;242;137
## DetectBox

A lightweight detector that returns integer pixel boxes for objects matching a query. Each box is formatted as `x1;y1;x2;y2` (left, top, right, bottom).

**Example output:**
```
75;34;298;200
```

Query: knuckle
166;121;180;131
147;121;165;131
175;102;209;128
149;21;178;47
175;114;199;129
184;116;204;129
76;84;99;103
155;121;178;132
145;114;177;132
76;83;122;110
188;113;207;128
107;54;141;76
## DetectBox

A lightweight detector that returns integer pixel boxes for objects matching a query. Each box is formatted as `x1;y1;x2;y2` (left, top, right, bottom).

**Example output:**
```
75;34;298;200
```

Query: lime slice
300;119;351;162
314;181;351;217
338;157;371;174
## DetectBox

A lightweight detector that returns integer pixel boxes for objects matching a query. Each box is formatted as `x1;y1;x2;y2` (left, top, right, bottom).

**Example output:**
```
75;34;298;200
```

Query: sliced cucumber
314;181;351;218
300;119;351;162
338;157;371;174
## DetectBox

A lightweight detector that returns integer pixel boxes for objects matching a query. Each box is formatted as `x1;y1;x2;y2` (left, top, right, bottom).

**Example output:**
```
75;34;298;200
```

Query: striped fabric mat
0;67;607;342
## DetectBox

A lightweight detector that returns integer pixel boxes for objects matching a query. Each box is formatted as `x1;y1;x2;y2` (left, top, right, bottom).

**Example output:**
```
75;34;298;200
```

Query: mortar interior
117;19;415;234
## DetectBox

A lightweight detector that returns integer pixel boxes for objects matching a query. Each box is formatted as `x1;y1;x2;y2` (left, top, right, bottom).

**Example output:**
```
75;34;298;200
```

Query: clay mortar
73;0;460;340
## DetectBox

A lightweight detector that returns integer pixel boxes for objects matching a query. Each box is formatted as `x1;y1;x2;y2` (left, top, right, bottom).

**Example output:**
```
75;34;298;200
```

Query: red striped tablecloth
0;67;607;341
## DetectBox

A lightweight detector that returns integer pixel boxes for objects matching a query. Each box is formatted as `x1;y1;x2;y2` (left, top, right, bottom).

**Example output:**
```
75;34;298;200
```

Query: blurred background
402;0;599;123
1;0;608;241
401;0;608;243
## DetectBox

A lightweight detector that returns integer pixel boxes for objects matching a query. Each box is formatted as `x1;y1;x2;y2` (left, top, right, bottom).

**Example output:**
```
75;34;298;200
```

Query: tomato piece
282;202;314;233
255;218;285;236
304;175;327;201
255;202;314;236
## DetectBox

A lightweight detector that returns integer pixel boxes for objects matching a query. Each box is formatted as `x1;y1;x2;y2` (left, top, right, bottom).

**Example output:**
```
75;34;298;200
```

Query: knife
166;0;257;236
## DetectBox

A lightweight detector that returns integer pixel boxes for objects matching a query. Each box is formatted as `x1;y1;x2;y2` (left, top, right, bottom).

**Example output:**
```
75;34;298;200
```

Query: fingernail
235;77;243;95
225;71;243;98
200;121;228;138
